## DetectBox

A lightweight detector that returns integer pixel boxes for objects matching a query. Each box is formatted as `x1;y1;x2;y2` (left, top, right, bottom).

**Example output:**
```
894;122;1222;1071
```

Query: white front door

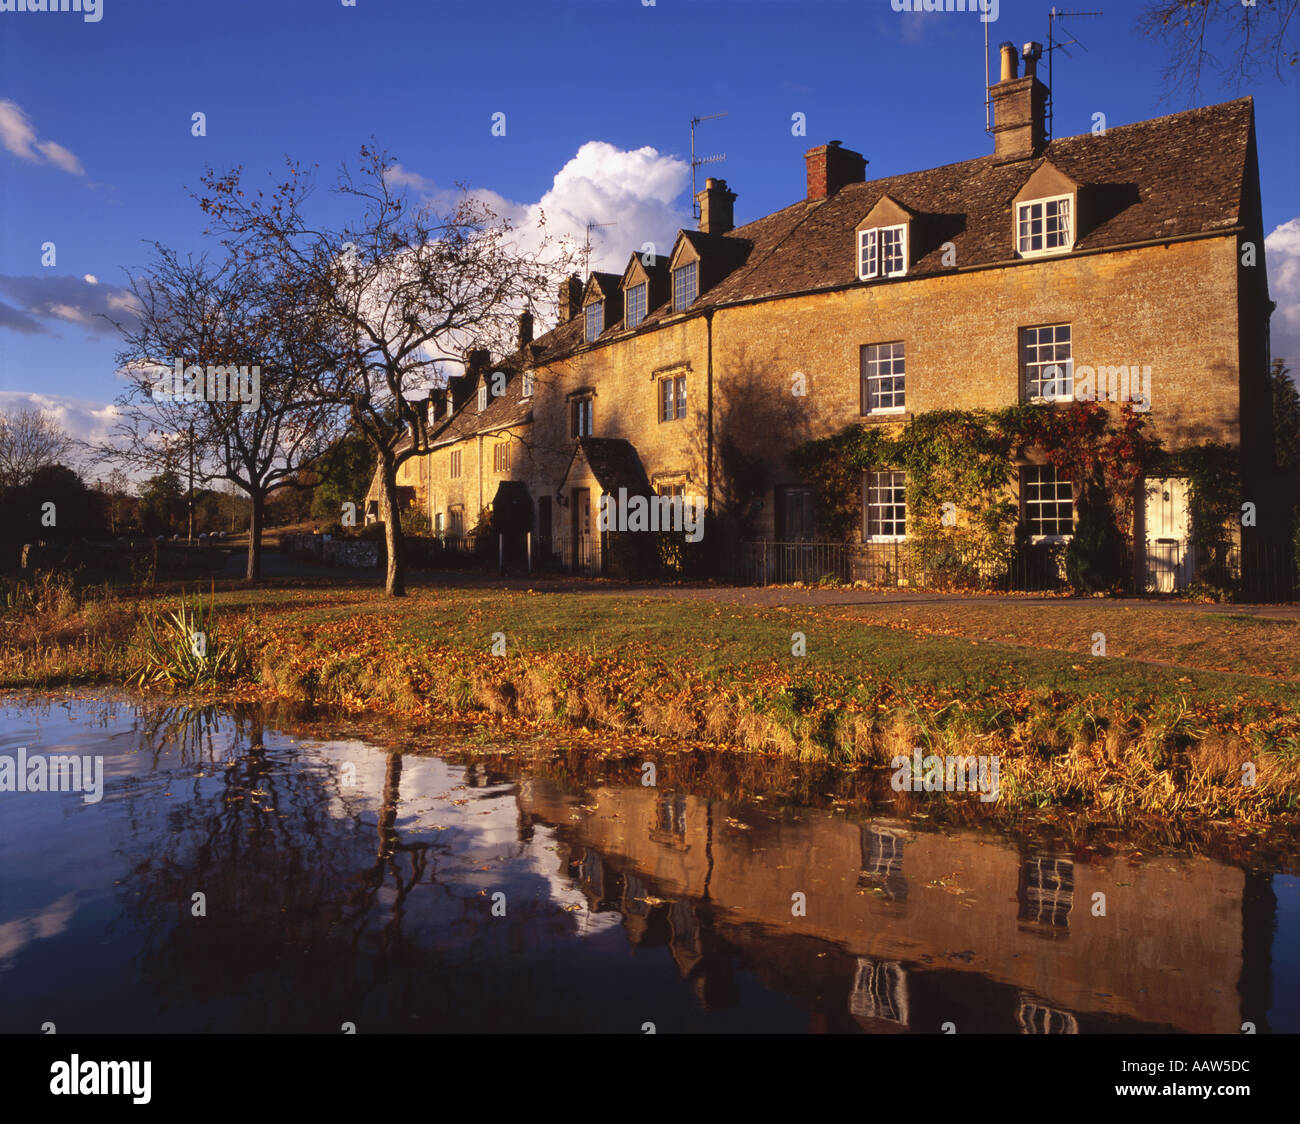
1142;476;1193;592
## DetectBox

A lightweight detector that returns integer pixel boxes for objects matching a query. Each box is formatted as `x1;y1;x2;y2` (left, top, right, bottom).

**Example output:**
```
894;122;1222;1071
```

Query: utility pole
187;422;195;544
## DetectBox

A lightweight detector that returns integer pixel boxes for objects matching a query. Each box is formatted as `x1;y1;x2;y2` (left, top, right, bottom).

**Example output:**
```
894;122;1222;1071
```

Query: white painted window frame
858;223;908;281
1016;194;1074;257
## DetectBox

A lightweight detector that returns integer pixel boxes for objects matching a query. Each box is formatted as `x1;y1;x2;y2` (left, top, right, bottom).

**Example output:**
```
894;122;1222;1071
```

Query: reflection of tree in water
136;703;231;767
109;708;603;1031
111;709;458;1030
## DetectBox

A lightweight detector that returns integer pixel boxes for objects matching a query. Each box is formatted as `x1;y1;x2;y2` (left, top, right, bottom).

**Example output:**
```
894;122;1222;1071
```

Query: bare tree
196;146;578;596
1138;0;1299;99
101;468;134;536
0;407;76;490
109;244;343;580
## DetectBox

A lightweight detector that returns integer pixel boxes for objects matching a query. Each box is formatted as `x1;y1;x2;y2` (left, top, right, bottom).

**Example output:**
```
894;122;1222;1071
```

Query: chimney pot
999;41;1018;81
1022;41;1042;79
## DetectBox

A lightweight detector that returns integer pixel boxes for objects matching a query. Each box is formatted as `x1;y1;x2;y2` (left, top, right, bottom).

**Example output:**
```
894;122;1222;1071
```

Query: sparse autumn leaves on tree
194;146;578;596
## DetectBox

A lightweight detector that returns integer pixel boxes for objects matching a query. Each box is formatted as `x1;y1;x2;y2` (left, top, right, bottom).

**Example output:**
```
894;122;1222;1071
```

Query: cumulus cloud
392;141;691;281
0;100;85;176
374;141;691;358
383;162;437;195
492;140;691;273
0;274;138;336
1266;217;1300;369
0;391;122;454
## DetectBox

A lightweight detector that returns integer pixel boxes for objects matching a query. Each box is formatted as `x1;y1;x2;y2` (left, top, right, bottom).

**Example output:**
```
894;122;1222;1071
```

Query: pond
1;693;1296;1034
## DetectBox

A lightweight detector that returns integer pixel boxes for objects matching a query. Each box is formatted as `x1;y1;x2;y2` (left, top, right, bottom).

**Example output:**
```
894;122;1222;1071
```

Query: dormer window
585;302;604;343
626;283;647;329
671;262;697;312
477;385;488;411
521;370;534;398
858;224;907;280
1017;195;1073;256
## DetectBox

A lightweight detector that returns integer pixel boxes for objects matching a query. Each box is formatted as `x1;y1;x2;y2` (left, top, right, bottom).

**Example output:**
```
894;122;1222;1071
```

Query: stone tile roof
428;367;533;448
707;98;1253;305
534;97;1254;352
559;437;651;494
420;97;1254;450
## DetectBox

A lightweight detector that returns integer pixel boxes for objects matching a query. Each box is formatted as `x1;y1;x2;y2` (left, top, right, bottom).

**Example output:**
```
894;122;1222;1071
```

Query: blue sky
1;0;1297;450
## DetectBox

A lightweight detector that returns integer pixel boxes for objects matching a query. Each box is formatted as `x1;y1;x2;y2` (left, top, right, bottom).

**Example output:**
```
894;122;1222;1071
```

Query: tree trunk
246;491;264;582
378;464;405;597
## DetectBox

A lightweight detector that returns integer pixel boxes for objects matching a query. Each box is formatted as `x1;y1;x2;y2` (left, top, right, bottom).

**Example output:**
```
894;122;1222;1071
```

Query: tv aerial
690;112;728;220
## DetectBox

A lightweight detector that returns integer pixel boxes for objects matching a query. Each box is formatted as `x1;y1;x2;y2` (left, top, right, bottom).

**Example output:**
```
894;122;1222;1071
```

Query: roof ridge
1049;94;1252;147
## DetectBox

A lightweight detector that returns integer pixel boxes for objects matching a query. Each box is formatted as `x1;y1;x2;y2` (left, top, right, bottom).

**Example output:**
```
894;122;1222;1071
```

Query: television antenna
1045;7;1103;140
984;17;993;134
582;220;617;279
690;112;728;220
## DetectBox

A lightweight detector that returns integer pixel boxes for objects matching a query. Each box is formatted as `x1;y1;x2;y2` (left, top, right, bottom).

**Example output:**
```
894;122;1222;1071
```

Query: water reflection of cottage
1017;853;1075;936
514;777;1266;1032
1017;996;1079;1034
650;792;690;850
858;824;908;905
849;958;910;1030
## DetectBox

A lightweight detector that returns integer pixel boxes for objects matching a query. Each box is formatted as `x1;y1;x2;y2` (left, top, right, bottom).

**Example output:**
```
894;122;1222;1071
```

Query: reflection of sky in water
0;698;802;1032
0;695;1296;1035
305;738;622;938
1271;876;1299;1033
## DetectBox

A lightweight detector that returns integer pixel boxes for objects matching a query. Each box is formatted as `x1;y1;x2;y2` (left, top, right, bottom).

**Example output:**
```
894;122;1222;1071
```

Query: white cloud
381;141;692;352
83;274;98;285
492;140;691;274
48;303;92;324
0;100;85;176
0;392;122;453
1266;217;1300;369
395;141;691;286
383;162;437;195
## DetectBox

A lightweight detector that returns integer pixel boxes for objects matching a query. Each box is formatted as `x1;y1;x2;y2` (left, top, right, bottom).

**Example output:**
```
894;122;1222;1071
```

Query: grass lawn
3;575;1298;819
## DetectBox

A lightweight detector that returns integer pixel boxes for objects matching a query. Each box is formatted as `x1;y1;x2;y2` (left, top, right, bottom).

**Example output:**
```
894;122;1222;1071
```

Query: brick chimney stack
804;140;867;201
517;310;534;350
697;177;737;235
989;40;1048;162
557;274;582;324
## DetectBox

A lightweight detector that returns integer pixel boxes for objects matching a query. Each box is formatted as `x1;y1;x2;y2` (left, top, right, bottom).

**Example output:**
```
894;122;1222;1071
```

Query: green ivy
789;403;1175;583
1162;443;1241;551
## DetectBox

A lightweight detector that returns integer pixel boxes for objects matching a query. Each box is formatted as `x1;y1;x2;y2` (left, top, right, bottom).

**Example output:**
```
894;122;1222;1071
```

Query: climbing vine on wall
1161;443;1241;551
789;403;1169;578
